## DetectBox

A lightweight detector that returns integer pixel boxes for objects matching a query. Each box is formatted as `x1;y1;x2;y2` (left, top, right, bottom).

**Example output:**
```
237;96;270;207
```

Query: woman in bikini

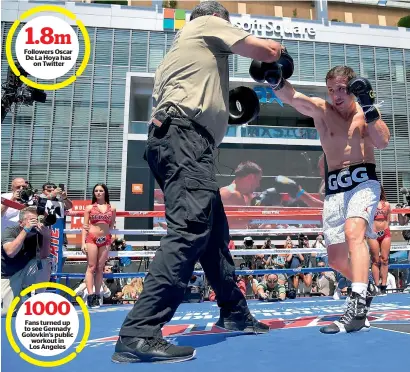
368;186;391;295
82;183;116;308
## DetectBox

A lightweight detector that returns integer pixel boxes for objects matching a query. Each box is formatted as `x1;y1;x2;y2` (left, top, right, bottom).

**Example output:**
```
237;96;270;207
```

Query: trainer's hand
251;188;282;206
272;176;300;199
81;244;87;254
347;77;380;123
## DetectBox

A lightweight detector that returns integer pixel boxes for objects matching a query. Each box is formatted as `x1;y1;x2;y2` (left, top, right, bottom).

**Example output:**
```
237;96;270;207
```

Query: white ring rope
63;245;410;259
64;225;410;236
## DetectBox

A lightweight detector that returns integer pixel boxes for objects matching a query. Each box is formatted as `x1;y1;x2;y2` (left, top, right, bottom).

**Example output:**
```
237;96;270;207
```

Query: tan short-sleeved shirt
151;16;250;145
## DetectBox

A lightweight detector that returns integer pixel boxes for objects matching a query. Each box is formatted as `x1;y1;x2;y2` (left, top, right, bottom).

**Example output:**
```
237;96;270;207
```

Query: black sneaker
87;294;94;308
215;309;269;334
111;336;196;364
87;294;100;309
93;294;101;308
320;292;370;334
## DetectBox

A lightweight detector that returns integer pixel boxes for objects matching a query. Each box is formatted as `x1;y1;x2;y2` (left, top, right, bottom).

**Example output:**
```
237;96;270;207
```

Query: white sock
351;282;368;298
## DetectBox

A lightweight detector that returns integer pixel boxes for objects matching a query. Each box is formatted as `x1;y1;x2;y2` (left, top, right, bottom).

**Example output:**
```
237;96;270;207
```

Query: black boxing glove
249;49;294;91
249;60;284;90
252;188;281;206
272;176;301;199
347;77;380;124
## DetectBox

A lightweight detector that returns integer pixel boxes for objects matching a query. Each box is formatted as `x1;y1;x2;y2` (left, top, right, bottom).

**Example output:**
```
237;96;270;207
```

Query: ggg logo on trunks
6;5;90;91
328;167;369;191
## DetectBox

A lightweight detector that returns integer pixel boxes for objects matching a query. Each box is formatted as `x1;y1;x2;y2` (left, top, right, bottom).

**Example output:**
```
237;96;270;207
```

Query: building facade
1;0;410;205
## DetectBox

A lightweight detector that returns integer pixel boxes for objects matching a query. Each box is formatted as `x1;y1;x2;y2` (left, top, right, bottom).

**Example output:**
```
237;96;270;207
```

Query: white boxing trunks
322;163;381;246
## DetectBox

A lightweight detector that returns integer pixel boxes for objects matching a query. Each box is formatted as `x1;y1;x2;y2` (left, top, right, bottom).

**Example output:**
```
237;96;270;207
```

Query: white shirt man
386;272;397;291
1;178;27;232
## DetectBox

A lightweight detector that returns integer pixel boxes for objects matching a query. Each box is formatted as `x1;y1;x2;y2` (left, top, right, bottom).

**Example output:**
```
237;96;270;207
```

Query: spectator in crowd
312;234;327;265
1;206;52;316
241;236;255;269
238;275;259;299
1;177;28;232
121;278;144;304
257;274;286;301
286;238;306;292
39;182;73;209
184;268;205;303
74;279;112;307
314;260;336;296
228;236;236;250
397;204;410;293
103;265;124;304
386;271;397;293
333;273;352;300
111;238;133;272
82;183;116;309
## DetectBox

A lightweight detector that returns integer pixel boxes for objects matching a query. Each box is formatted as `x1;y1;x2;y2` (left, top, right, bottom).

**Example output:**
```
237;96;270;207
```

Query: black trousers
119;117;248;338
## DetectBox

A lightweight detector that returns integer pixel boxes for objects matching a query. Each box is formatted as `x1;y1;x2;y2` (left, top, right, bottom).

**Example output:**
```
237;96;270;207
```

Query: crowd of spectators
1;177;410;314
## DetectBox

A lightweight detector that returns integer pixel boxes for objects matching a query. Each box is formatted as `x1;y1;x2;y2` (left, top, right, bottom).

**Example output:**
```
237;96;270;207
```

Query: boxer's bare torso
313;101;376;172
220;183;254;206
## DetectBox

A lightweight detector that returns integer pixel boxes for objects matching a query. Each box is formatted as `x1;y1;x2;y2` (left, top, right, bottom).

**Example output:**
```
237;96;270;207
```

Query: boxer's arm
364;118;390;150
231;35;282;63
275;81;325;119
299;192;324;208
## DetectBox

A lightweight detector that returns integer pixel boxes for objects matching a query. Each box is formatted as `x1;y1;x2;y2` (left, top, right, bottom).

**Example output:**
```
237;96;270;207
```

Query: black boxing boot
320;292;370;334
215;307;269;334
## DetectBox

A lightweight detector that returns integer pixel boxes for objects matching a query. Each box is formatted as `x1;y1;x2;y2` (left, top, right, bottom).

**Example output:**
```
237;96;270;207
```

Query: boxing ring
2;204;410;371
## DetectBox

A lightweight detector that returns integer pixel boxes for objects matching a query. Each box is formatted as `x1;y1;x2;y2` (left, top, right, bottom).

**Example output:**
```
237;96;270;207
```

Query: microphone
399;187;408;195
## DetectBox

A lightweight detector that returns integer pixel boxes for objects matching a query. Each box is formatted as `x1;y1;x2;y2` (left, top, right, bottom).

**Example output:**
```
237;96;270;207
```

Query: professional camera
244;236;254;248
17;182;38;204
111;238;126;251
16;182;59;227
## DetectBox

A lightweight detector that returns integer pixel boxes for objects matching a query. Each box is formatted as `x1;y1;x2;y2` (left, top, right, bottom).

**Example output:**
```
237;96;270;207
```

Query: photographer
39;183;73;210
241;236;255;269
1;206;52;316
1;177;28;232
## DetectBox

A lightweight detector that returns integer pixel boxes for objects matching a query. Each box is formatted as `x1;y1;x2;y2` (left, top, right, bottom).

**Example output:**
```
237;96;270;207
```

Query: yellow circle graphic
6;282;91;367
5;5;90;91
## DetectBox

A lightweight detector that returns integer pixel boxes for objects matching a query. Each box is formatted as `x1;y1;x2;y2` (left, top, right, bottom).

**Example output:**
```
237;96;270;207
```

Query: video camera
17;182;59;227
111;238;126;251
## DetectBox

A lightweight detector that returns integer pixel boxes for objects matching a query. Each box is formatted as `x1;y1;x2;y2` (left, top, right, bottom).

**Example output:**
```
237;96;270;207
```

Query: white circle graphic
15;292;80;357
15;15;79;80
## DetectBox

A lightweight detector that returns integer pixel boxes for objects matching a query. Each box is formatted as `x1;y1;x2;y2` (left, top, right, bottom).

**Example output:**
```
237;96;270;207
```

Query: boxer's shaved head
190;1;230;22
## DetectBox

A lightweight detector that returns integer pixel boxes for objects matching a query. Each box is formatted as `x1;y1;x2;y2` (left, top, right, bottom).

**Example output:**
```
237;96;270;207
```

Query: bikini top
374;200;389;221
89;203;113;225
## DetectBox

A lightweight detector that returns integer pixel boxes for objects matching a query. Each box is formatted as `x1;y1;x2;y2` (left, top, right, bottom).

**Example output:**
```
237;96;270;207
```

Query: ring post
52;203;65;294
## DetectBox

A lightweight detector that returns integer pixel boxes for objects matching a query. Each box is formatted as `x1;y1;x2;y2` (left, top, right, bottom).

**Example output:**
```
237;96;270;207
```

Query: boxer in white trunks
271;64;390;334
